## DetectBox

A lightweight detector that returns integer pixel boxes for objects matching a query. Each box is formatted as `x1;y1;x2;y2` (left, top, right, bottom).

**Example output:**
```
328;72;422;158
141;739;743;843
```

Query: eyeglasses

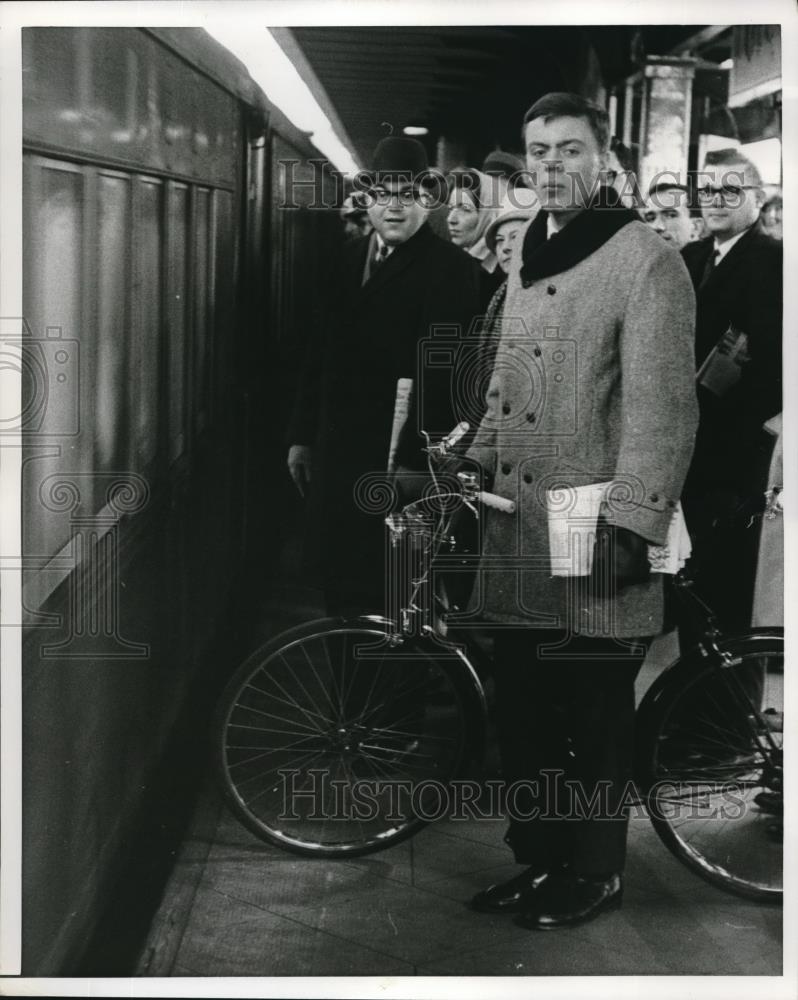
367;187;419;206
696;184;759;203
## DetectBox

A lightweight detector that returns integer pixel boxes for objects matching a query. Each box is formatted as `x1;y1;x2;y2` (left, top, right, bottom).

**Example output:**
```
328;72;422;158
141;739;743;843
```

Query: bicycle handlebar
477;491;516;514
421;424;517;517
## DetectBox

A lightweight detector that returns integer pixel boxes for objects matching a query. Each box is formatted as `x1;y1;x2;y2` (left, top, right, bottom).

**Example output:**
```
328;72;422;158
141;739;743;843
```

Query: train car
19;26;340;974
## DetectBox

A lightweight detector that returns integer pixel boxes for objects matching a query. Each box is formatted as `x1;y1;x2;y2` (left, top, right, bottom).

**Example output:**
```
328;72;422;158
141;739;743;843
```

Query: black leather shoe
470;867;549;914
514;873;623;930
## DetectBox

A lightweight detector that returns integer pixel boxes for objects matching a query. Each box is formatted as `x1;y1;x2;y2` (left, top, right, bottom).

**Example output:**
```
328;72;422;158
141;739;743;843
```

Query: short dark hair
522;92;610;153
648;180;699;216
703;148;763;188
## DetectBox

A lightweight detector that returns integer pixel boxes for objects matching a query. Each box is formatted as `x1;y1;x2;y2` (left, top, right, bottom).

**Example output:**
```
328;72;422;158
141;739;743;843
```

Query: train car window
193;187;212;435
130;176;163;472
166;182;190;464
212;189;235;419
96;171;132;471
22;157;90;561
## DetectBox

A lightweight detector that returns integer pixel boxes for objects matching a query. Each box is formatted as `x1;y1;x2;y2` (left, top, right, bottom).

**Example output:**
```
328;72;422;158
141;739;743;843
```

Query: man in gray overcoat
467;93;698;929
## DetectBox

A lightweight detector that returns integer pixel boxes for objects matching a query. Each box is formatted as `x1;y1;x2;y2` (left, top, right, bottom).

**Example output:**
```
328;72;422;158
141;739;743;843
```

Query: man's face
493;219;524;273
366;179;429;245
524;115;606;214
642;188;693;249
698;163;763;242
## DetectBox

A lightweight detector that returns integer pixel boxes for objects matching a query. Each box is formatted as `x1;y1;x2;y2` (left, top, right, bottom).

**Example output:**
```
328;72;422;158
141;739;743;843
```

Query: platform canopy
274;25;720;169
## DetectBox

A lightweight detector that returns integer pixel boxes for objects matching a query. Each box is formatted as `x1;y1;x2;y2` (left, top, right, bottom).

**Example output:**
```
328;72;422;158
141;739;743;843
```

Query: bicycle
634;490;783;902
213;427;783;902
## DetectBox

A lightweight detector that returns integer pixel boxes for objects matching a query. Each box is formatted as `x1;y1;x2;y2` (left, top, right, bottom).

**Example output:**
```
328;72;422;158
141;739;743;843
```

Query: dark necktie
699;247;719;289
373;243;390;270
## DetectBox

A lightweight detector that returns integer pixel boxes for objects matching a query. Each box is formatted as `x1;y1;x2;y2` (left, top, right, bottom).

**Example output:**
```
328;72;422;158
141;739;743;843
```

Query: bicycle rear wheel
213;619;482;857
636;631;783;901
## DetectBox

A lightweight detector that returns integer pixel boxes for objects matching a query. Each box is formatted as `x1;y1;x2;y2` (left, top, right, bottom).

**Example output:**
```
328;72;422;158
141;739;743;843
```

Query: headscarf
447;169;508;272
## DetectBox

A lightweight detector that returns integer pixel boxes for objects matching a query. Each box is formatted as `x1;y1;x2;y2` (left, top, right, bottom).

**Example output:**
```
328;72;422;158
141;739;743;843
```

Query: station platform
135;611;782;979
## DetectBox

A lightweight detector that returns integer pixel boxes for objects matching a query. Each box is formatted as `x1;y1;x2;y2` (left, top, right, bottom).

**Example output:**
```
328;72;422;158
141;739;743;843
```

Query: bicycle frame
664;571;782;761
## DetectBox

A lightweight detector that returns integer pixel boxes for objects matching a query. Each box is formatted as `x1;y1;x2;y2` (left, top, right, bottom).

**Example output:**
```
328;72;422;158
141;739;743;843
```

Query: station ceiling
282;25;711;168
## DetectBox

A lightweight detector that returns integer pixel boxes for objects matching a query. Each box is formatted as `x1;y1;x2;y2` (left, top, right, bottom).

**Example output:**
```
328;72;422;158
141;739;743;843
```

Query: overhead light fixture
403;126;429;137
206;25;360;176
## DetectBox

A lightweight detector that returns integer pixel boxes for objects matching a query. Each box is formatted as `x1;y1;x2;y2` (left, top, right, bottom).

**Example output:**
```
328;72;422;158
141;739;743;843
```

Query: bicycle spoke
274;649;337;728
229;700;324;736
217;626;471;855
640;639;783;900
232;747;330;790
300;639;341;724
247;666;333;731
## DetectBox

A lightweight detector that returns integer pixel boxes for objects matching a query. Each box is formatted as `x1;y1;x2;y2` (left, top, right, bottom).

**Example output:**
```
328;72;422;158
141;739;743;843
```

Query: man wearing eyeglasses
286;136;482;614
681;149;783;638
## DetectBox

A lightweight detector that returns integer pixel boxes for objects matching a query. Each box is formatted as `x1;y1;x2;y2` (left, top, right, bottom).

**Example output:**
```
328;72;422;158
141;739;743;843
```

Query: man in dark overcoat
287;137;482;614
680;149;782;636
466;93;698;929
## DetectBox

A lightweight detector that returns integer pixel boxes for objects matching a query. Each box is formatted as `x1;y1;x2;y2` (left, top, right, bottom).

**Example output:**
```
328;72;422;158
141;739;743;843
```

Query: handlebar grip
478;491;516;514
442;421;470;450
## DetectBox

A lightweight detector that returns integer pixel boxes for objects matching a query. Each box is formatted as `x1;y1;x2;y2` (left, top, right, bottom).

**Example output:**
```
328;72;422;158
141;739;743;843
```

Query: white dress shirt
714;226;751;264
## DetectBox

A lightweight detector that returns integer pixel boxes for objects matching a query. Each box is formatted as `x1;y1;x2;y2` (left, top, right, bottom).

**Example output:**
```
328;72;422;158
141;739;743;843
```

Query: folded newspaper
545;482;691;576
387;378;414;473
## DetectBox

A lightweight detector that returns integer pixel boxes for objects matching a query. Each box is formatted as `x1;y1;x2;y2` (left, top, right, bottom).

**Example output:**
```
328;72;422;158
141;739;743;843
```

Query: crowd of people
288;91;783;931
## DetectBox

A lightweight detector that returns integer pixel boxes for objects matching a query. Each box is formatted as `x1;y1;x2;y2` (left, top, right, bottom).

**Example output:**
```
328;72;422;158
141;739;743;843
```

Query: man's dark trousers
492;628;649;877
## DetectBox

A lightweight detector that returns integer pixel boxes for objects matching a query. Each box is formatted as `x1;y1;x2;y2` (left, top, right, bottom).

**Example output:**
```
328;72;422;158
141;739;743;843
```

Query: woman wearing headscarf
447;168;507;303
473;187;539;422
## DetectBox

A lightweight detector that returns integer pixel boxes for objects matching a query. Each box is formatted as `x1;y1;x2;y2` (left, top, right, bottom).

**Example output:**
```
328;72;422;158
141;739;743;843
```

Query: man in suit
466;92;698;929
681;149;782;635
286;136;482;614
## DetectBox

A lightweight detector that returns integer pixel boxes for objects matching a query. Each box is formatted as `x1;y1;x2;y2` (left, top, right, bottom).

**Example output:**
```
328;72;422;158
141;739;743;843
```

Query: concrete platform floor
136;623;782;981
137;788;781;978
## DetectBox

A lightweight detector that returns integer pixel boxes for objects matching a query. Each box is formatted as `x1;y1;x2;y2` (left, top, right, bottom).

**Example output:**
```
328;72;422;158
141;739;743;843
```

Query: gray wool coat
465;219;699;638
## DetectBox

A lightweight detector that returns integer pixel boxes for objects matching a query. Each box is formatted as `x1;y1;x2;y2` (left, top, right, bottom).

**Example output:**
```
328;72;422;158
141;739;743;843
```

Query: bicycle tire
636;630;783;901
212;617;486;858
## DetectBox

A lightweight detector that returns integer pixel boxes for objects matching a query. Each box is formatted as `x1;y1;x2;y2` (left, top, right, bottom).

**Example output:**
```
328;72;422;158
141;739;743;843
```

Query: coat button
547;284;556;295
649;494;660;503
533;346;542;357
525;412;536;423
523;473;533;484
502;403;511;415
501;463;512;475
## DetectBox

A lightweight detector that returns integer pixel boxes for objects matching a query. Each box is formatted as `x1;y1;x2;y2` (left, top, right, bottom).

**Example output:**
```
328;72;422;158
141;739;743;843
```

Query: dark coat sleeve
393;246;483;469
727;235;782;431
285;238;366;448
684;231;782;494
285;316;324;448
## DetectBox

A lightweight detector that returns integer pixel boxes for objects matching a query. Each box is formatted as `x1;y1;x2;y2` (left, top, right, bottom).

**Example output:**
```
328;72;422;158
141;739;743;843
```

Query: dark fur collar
520;185;639;285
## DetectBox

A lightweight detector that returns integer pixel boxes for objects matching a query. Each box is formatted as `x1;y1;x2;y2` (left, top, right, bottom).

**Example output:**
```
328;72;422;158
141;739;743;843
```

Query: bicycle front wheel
213;620;481;857
636;631;783;901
